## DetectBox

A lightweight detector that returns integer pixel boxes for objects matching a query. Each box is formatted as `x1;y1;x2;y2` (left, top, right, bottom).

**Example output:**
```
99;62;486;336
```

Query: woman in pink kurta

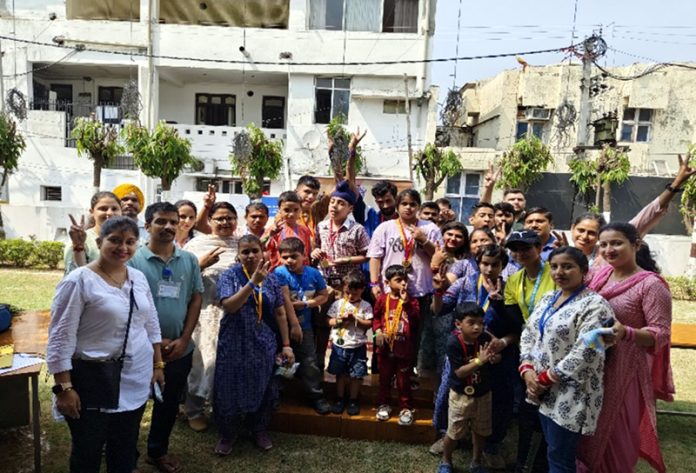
577;222;674;473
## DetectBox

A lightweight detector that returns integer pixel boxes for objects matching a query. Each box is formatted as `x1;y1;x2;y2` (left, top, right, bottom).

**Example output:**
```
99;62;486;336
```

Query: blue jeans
538;413;581;473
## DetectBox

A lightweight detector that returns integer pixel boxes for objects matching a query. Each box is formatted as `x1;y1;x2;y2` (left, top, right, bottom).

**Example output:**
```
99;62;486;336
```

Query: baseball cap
505;230;541;248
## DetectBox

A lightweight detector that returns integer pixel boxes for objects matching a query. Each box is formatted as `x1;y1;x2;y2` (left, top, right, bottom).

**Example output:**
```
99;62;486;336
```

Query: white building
0;0;438;240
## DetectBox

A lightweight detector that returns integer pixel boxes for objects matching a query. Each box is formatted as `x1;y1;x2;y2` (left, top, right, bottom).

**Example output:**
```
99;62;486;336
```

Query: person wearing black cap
311;180;371;370
503;230;557;473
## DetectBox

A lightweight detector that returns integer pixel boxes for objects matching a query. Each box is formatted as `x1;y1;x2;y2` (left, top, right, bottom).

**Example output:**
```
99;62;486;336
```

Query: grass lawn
1;268;695;472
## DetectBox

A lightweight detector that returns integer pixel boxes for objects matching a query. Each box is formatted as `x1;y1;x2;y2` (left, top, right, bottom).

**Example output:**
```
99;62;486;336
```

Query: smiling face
549;252;585;291
91;197;122;228
572;218;601;256
177;205;196;235
469;230;495;256
598;229;639;269
508;243;542;267
443;228;466;251
146;210;178;244
97;229;138;266
209;208;238;238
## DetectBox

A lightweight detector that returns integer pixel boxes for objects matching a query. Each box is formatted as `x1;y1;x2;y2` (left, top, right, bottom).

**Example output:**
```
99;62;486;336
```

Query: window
262;96;285;129
314;78;351;124
444;172;481;221
196;178;271;195
195;94;236;126
620;108;653;142
98;86;123;105
41;186;62;201
308;0;381;32
383;100;407;114
382;0;418;33
49;84;73;112
515;121;544;141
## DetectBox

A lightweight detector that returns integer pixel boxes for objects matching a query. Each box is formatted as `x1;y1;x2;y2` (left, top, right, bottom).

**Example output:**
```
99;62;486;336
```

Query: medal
464;386;475;396
384;296;404;350
402;259;412;270
396;219;415;271
457;333;480;396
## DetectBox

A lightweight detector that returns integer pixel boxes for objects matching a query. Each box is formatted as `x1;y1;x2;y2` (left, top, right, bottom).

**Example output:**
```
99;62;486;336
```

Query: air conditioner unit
525;107;551;120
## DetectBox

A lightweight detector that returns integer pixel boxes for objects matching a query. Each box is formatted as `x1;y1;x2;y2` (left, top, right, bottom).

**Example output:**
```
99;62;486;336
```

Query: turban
112;183;145;213
330;180;356;206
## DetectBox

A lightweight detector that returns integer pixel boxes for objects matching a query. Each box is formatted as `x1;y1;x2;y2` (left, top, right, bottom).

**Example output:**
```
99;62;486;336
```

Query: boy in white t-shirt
327;270;373;416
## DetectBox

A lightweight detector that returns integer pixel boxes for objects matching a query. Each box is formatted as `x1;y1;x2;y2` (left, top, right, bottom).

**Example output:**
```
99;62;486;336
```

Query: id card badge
158;280;181;299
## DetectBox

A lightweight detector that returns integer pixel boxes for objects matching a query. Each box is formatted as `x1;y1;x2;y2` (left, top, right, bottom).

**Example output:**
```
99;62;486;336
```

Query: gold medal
402;259;412;270
464;386;475;396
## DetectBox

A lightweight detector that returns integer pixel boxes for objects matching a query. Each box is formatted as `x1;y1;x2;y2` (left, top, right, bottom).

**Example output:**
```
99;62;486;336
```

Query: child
326;270;373;416
437;302;499;473
264;191;313;270
372;265;421;426
295;175;323;239
273;237;332;415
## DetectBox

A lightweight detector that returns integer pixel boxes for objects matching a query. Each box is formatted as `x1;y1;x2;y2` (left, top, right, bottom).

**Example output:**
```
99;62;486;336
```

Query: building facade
0;0;437;240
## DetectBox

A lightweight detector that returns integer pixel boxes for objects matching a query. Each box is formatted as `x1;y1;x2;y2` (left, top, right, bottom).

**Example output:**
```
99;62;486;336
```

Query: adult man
113;183;147;239
523;207;556;261
435;198;456;226
362;180;398;237
129;202;204;472
419;201;441;224
504;189;527;231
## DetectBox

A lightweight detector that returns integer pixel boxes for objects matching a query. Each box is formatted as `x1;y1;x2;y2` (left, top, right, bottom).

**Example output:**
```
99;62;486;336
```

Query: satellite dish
302;130;321;150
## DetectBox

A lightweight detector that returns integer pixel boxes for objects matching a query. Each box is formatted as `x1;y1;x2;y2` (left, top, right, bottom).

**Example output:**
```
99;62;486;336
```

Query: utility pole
0;38;4;112
404;74;413;182
576;36;594;150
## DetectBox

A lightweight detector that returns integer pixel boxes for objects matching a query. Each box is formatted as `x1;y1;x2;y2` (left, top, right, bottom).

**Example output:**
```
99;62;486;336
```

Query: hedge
666;276;696;301
0;238;64;269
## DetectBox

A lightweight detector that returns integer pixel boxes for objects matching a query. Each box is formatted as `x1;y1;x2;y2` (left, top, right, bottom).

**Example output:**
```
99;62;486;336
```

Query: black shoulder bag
71;284;136;410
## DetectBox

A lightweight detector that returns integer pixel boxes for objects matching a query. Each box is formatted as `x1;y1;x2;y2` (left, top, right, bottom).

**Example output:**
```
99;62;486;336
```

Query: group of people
45;134;694;473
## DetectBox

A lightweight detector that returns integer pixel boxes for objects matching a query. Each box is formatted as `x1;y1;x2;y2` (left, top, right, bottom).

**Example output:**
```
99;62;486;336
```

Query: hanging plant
326;114;364;175
229;123;283;199
497;135;554;191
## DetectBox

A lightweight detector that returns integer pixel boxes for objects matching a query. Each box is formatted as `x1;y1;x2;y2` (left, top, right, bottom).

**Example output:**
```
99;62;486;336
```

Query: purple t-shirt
367;219;443;297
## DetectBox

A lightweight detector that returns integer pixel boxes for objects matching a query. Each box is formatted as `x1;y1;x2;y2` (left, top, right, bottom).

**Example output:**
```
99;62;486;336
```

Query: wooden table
0;311;49;473
672;323;696;349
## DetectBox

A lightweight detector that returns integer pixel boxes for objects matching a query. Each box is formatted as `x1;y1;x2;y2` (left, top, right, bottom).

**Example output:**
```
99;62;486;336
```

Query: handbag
70;284;136;410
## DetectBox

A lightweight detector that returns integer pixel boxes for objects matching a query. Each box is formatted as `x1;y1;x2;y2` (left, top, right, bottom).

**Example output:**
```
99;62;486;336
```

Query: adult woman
577;223;673;473
47;217;163;472
182;202;241;431
520;247;614;473
64;191;122;274
431;221;470;277
214;235;294;454
446;226;494;284
174;199;198;248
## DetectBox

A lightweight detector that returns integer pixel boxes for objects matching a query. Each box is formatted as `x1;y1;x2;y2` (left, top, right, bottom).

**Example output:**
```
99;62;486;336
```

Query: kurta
183;234;239;400
578;266;674;473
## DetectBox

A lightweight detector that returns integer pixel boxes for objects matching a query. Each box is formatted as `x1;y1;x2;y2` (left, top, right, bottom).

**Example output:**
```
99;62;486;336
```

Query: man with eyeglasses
129;202;204;473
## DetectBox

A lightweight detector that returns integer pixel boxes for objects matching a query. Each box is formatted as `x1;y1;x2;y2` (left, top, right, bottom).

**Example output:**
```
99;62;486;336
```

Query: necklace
98;263;127;287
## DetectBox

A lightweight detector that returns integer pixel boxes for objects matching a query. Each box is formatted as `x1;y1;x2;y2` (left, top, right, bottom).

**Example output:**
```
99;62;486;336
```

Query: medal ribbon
457;333;479;391
336;297;349;344
301;212;315;239
397;219;415;265
476;275;490;313
242;265;263;325
384;295;404;350
518;263;545;316
327;220;340;261
538;286;585;339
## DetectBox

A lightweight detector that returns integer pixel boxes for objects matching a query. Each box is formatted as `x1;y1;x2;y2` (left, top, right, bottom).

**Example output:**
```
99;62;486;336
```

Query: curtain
383;0;418;33
345;0;381;32
309;0;344;30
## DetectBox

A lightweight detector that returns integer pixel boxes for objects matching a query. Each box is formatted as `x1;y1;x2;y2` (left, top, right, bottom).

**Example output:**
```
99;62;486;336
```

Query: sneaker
313;398;332;415
429;436;445;456
332;399;346;414
436;461;453;473
187;415;208;432
376;404;392;421
346;400;360;416
398;408;414;426
469;461;489;473
482;451;506;470
214;436;236;456
254;431;273;451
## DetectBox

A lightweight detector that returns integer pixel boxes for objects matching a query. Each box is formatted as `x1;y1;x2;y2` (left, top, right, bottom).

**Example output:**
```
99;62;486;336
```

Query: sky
430;0;696;98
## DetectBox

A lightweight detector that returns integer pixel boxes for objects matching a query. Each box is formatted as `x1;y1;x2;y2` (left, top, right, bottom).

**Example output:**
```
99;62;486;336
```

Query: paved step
269;399;435;444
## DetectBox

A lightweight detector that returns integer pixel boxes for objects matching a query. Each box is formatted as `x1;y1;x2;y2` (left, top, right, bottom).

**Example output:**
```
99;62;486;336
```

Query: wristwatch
52;382;73;395
665;183;683;193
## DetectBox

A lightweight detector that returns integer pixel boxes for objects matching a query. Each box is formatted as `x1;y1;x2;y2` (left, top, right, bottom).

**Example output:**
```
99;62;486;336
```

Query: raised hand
483;164;501;189
485;276;503;300
349;126;368;150
200;246;225;269
68;214;87;246
675;153;696;186
399;286;409;301
432;264;450;291
203;184;217;210
430;242;449;271
407;224;427;244
551;230;569;248
251;260;271;285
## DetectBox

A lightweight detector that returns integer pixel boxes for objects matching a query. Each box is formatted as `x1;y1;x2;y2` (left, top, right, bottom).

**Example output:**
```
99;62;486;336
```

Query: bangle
473;357;482;366
537;370;554;387
624;326;636;342
154;361;166;370
282;343;291;348
518;363;534;378
72;245;85;252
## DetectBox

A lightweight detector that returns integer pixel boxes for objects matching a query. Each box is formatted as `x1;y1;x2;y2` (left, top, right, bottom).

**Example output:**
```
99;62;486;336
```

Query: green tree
413;143;463;200
229;124;283;200
125;121;195;200
0;111;26;238
680;145;696;276
568;144;630;214
497;135;554;191
71;114;122;192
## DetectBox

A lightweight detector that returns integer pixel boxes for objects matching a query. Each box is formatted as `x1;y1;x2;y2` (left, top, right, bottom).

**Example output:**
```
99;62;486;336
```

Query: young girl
214;235;294;454
326;270;373;416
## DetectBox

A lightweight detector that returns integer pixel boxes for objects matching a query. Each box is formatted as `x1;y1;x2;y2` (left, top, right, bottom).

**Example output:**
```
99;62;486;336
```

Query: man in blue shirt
129;202;203;472
524;207;557;262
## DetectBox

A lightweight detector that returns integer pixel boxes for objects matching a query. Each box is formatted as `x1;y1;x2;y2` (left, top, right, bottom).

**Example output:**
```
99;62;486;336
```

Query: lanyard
396;219;415;264
385;296;404;350
518;263;545;315
301;212;315;238
327;221;341;261
538;286;585;339
456;333;479;387
476;275;490;313
242;265;263;325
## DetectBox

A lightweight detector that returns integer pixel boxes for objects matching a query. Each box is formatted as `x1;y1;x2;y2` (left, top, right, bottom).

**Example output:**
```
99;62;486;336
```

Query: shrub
0;239;64;269
667;276;696;301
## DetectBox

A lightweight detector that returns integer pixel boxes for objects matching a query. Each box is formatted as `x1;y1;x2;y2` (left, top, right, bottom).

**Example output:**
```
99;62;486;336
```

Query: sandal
214;436;237;456
147;454;182;473
398;408;414;426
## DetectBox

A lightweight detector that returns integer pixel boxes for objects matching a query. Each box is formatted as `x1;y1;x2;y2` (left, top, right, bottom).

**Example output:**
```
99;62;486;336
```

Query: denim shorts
327;344;368;379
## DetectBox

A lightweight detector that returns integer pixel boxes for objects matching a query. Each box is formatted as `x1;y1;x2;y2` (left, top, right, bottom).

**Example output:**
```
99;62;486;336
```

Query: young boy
326;270;373;416
437;302;498;473
372;265;421;426
264;191;313;270
273;237;332;416
295;175;323;238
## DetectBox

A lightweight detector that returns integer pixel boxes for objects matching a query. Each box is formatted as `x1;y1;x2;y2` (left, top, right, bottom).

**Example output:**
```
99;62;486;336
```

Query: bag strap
118;281;136;363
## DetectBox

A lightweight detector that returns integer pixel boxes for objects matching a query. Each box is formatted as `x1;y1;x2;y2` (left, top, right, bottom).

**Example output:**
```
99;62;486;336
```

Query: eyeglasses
212;217;237;224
